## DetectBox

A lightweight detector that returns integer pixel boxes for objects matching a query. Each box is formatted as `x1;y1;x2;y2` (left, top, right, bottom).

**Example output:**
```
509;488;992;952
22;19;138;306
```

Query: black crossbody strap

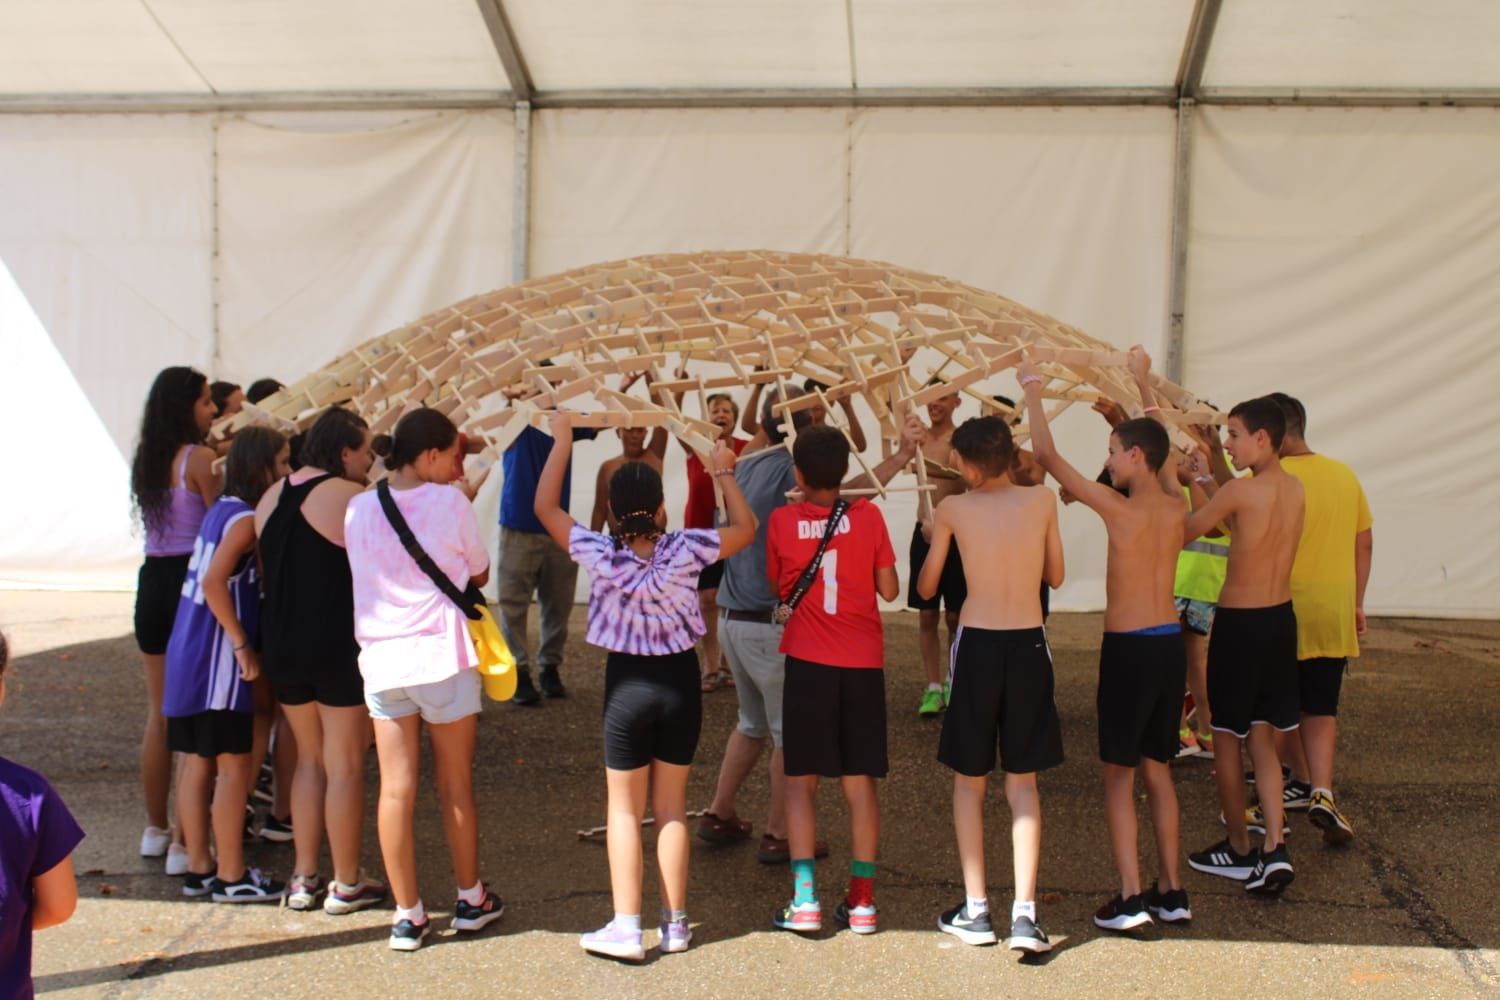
375;481;481;621
782;499;849;613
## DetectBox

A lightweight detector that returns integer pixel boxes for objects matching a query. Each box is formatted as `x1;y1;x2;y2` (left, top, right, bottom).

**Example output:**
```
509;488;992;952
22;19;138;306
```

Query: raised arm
533;411;578;549
844;412;923;493
1184;478;1240;542
837;395;868;453
742;378;766;435
1127;345;1161;419
915;501;952;601
590;461;610;533
1019;359;1123;517
711;439;758;558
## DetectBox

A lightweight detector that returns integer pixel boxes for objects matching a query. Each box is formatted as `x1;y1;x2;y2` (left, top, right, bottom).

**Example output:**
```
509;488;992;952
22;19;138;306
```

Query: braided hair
609;461;664;546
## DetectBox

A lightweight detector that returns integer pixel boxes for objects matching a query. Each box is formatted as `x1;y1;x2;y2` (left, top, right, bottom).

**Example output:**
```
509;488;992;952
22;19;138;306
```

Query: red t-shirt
684;437;750;529
766;498;895;669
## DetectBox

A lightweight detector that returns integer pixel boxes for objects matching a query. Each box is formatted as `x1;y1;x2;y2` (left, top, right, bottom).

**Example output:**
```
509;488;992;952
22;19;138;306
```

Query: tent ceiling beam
1176;0;1223;100
5;87;1500;116
473;0;534;103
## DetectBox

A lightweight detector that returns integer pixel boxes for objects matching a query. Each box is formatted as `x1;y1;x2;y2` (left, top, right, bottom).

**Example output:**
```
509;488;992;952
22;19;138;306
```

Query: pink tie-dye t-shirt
344;483;490;693
568;525;721;655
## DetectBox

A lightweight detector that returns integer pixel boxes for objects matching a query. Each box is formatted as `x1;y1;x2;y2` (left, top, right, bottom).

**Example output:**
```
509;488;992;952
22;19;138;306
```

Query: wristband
1143;405;1161;414
1194;475;1212;485
1018;374;1043;388
712;468;735;477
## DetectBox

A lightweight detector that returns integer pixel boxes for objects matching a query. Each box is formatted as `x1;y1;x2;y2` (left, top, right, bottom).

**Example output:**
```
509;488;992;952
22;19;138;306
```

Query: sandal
716;667;735;689
696;811;752;844
700;673;721;693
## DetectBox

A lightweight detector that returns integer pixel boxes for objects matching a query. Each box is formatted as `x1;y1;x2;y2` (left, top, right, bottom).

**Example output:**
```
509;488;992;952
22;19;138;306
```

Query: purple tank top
145;448;208;557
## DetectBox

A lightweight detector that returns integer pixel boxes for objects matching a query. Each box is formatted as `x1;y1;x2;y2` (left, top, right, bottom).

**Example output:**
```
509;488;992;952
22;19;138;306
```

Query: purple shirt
1;757;84;1000
568;525;720;655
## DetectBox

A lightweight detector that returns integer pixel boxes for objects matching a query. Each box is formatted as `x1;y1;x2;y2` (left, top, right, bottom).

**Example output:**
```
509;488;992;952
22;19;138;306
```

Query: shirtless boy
1022;351;1190;931
911;386;968;717
924;416;1065;953
590;426;667;533
1183;398;1305;894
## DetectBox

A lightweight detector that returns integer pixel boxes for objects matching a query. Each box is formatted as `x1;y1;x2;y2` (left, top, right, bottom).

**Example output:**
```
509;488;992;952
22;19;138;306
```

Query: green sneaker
942;681;952;707
918;688;944;717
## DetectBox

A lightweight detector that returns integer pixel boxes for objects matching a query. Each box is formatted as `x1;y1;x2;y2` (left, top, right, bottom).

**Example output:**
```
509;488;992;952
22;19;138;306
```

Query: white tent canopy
2;2;1497;618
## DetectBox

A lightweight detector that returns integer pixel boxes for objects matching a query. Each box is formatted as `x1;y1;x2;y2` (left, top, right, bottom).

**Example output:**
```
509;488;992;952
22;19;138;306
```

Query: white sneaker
164;842;190;876
140;826;172;858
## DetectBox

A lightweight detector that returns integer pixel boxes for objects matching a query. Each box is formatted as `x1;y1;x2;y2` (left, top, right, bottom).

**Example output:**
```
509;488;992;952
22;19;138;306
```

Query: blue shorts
1174;597;1216;636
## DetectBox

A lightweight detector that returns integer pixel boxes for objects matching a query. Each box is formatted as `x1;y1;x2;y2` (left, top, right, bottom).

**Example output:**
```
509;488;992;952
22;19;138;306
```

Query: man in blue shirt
499;424;598;704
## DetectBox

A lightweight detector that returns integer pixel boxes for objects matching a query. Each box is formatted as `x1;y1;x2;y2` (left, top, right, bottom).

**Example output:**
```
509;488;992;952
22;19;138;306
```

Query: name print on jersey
796;514;852;540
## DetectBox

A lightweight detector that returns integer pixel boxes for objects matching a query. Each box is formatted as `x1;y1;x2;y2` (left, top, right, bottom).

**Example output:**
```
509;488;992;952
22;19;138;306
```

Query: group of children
4;345;1371;986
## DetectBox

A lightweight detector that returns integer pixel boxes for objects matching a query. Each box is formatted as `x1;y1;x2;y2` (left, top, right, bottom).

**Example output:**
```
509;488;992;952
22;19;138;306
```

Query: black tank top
259;474;360;682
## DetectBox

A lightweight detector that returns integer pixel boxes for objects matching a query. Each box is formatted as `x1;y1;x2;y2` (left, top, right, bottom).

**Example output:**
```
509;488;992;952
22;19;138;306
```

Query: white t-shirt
344;482;490;693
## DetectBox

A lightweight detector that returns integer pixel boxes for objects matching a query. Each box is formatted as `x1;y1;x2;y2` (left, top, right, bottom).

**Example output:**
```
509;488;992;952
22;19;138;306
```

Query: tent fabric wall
1185;106;1500;618
849;106;1177;609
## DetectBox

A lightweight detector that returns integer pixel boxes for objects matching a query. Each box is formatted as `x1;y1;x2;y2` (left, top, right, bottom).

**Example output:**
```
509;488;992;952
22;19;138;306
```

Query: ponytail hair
608;461;664;545
387;408;458;469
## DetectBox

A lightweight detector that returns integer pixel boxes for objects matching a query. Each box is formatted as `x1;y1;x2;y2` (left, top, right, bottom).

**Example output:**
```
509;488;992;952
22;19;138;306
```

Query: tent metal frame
3;0;1497;359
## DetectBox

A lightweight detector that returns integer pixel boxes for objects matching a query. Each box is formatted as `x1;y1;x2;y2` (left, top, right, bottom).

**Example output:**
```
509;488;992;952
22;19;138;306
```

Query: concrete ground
1;590;1496;999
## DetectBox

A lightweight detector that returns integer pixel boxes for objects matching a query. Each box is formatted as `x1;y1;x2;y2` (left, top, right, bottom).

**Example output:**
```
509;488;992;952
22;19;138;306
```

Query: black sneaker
1279;779;1313;811
1187;838;1258;880
252;761;274;805
1093;893;1152;931
937;902;997;945
182;870;216;898
1145;885;1192;923
538;668;567;699
259;814;293;843
1244;844;1294;895
452;886;505;932
1244;764;1291;787
1006;914;1052;954
512;671;540;706
389;917;430;952
211;868;287;903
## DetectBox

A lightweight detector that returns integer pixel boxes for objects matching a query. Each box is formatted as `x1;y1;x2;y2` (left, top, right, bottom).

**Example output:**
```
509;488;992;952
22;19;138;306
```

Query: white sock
926;682;943;693
613;912;642;933
1012;899;1036;922
965;896;988;919
457;880;485;907
395;901;426;925
1312;786;1333;799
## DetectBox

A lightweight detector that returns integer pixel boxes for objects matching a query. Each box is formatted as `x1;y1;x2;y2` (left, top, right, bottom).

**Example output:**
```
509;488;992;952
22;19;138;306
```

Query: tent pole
512;100;531;282
1164;99;1195;384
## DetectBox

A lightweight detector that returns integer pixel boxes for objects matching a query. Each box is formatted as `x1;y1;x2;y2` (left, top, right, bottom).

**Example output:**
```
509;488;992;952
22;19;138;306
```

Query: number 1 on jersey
821;549;838;614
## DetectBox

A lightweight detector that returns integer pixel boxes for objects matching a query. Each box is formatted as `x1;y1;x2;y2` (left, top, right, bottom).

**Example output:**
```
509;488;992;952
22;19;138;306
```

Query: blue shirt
718;448;797;612
500;425;597;534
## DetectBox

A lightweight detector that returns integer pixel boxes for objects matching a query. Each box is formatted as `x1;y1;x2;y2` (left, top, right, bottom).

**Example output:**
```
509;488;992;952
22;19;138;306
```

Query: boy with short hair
1266;392;1373;844
1020;352;1191;931
1182;398;1305;894
924;415;1065;953
766;426;900;935
589;425;667;533
911;386;966;717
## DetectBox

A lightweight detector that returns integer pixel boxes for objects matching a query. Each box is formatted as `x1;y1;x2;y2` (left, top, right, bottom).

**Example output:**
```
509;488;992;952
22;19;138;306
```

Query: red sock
847;875;874;907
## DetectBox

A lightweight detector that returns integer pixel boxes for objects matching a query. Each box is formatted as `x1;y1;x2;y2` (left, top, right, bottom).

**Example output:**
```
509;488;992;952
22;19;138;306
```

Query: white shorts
365;670;482;725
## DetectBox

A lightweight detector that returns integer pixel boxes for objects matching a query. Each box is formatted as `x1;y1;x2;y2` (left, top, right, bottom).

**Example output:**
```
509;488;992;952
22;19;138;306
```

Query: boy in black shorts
1024;350;1192;930
766;427;900;935
922;415;1065;953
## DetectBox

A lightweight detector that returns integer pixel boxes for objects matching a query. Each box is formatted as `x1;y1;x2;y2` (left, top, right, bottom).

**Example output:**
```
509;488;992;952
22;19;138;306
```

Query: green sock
791;858;817;906
850;860;876;879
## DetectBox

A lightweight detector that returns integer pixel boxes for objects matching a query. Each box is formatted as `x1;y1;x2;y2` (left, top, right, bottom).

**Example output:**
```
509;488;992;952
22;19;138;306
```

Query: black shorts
908;523;966;612
1207;602;1300;737
134;554;191;655
939;626;1063;776
274;672;366;710
1097;631;1187;766
1298;657;1348;717
602;649;702;769
167;710;254;758
782;656;888;778
697;560;725;592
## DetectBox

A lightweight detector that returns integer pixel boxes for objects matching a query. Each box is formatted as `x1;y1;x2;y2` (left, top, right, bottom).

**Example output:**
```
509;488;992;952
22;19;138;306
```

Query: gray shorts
365;669;482;725
720;614;786;746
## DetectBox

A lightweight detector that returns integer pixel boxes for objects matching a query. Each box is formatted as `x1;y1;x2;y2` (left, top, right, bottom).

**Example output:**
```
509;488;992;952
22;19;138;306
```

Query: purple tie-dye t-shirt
568;525;721;655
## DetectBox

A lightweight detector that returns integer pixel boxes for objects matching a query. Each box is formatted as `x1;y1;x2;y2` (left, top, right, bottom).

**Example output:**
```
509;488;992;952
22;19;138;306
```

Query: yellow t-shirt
1283;454;1373;660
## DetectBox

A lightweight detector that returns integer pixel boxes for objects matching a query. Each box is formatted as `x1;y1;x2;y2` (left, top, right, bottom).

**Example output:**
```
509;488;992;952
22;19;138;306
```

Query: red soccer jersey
766;498;895;669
